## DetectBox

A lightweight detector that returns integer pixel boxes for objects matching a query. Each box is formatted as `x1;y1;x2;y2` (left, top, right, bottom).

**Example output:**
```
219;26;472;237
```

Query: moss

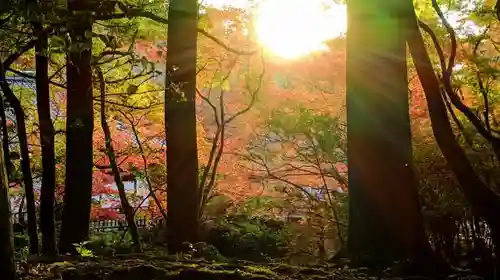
244;265;277;276
163;268;270;280
307;276;330;280
296;267;329;276
56;262;280;280
44;257;483;280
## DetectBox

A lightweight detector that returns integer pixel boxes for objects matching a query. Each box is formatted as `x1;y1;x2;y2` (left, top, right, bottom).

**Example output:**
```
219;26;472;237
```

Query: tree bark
97;68;142;252
18;195;24;224
0;130;16;279
0;79;39;256
165;0;200;253
0;95;12;180
405;1;500;264
58;0;94;254
35;23;57;256
346;0;432;267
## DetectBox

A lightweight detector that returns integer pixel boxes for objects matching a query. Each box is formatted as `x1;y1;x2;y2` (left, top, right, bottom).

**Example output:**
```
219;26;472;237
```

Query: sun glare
254;0;346;59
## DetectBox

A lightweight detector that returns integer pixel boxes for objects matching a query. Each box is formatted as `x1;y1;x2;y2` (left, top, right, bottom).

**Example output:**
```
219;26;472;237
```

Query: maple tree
242;104;348;253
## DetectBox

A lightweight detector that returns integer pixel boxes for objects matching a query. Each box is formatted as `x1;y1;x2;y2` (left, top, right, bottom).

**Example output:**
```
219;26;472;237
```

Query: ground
18;255;483;280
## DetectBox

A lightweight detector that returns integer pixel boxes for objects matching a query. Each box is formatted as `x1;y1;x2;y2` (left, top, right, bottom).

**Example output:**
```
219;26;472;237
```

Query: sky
205;0;482;37
442;1;483;37
205;0;347;58
203;0;483;59
204;0;255;9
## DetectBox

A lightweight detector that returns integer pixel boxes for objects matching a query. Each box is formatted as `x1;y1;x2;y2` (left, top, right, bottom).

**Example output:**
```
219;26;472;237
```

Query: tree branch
96;3;258;56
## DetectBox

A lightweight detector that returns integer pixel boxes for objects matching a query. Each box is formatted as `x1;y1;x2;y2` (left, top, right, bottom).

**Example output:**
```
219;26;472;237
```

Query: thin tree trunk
34;23;57;256
0;80;39;256
0;129;16;279
346;0;433;267
0;95;12;179
58;0;94;254
18;195;24;224
406;1;500;265
124;114;167;221
97;68;141;252
165;0;200;253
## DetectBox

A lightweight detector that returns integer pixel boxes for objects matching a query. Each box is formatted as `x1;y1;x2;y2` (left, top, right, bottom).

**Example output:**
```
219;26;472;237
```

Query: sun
254;0;346;59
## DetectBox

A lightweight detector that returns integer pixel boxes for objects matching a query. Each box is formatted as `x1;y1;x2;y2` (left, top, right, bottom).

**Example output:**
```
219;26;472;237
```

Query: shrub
86;231;135;256
202;214;292;262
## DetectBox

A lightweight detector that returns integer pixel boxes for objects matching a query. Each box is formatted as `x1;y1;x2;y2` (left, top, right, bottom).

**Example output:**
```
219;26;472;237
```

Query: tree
346;0;432;266
34;15;57;256
406;0;500;264
0;94;12;180
59;0;94;253
244;104;348;258
0;83;16;280
97;67;142;252
196;6;264;207
1;42;39;255
0;76;39;255
165;0;201;253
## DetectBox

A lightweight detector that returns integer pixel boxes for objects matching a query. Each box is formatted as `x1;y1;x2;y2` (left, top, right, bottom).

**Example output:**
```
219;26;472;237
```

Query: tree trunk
406;2;500;264
0;80;39;256
18;195;24;224
127;116;168;221
35;23;57;256
58;0;94;254
0;95;12;179
97;68;142;252
165;0;200;253
0;130;16;279
346;0;433;267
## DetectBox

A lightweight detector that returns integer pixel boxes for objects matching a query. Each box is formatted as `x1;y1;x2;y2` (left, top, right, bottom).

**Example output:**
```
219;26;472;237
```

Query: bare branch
97;2;258;56
431;0;456;75
7;68;66;88
119;110;167;220
418;14;500;151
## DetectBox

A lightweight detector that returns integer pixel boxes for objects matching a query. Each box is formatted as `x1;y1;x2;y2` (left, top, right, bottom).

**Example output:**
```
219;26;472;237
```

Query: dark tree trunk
406;2;500;265
35;23;57;256
0;134;15;280
97;68;142;252
0;95;12;179
0;80;39;256
346;0;432;267
58;0;94;254
165;0;200;253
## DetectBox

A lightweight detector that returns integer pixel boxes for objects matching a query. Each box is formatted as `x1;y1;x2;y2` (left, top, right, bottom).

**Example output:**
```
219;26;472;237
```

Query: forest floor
19;255;484;280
